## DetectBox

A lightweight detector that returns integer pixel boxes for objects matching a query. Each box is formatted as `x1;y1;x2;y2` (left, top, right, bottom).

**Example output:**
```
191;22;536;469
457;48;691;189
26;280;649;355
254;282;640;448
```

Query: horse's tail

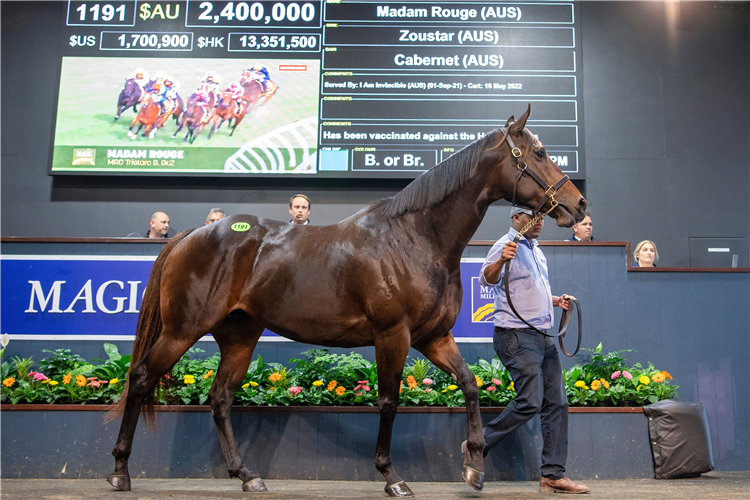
105;228;198;426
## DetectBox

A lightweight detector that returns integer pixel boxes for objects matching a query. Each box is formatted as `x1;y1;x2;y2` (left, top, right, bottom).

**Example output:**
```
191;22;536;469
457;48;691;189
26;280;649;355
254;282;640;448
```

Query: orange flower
335;386;346;396
3;377;15;387
601;379;610;389
406;375;417;390
63;372;72;385
661;371;673;381
327;380;337;391
591;380;601;391
651;372;666;383
269;372;282;382
75;374;87;387
204;370;214;379
475;375;483;387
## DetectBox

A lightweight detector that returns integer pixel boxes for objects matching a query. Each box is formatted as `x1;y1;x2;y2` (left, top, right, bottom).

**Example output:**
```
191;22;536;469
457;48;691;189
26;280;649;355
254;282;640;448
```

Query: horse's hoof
462;465;484;491
242;478;268;492
106;473;131;491
384;481;413;497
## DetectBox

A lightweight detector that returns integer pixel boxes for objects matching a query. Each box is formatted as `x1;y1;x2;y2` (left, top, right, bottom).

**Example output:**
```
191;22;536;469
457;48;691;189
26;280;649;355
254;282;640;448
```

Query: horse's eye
535;149;546;159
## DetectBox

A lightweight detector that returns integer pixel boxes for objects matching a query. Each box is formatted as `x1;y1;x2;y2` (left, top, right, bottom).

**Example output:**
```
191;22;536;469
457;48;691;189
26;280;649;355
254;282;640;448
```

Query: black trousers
483;327;568;480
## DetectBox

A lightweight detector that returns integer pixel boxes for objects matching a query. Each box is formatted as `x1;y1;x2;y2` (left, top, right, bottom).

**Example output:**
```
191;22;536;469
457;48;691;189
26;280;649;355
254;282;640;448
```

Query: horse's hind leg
108;332;199;490
414;332;484;491
373;331;412;497
209;318;267;492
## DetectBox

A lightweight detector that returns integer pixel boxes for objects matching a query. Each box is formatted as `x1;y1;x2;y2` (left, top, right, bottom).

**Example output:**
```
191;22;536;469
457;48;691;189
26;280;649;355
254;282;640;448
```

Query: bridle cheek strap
505;130;571;216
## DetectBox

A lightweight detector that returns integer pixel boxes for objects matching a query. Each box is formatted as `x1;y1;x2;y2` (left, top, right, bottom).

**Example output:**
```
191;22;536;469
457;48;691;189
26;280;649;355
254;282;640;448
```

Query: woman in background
633;240;659;267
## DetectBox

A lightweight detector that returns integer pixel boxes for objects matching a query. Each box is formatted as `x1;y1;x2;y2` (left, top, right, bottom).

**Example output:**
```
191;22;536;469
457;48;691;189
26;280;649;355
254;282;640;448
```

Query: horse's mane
370;129;503;219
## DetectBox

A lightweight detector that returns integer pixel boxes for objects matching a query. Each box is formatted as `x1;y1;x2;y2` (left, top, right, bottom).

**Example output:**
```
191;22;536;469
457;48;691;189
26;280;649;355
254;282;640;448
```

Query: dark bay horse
107;106;587;496
114;78;142;121
172;98;211;143
208;92;247;138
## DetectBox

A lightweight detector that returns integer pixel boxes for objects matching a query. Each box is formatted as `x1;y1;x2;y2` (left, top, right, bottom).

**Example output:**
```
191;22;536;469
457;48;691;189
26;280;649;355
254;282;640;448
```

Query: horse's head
123;78;138;96
484;105;586;227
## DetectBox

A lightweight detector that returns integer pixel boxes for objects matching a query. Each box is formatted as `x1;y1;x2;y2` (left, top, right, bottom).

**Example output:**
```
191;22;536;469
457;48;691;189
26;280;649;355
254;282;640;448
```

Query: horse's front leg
374;330;412;497
415;332;484;491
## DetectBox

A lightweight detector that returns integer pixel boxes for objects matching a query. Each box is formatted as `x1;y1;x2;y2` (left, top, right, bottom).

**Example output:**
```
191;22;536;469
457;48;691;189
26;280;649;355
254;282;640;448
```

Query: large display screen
51;0;584;178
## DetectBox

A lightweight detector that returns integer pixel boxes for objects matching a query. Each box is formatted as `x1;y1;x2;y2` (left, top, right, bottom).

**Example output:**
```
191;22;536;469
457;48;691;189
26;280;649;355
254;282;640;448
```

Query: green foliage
38;349;88;379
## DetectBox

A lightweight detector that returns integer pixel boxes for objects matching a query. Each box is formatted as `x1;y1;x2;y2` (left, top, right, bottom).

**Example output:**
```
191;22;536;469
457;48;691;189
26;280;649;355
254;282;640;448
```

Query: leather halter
501;128;582;357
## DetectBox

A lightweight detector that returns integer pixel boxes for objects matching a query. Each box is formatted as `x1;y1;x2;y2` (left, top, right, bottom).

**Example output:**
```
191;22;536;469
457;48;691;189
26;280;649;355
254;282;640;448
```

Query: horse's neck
413;172;496;266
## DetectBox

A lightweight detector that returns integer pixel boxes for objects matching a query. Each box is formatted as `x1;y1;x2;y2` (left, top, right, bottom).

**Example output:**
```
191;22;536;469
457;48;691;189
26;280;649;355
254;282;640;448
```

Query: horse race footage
51;57;320;174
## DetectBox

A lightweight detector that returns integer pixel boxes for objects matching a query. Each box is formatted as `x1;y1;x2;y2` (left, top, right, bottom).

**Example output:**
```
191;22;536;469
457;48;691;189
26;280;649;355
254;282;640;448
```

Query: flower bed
1;342;677;407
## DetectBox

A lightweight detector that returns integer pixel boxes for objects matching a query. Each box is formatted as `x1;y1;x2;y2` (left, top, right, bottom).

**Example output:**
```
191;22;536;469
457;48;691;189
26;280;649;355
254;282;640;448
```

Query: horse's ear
505;115;516;127
509;104;532;135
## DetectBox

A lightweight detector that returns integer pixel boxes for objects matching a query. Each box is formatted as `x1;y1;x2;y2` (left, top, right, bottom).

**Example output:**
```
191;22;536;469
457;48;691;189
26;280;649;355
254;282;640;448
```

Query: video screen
51;56;320;174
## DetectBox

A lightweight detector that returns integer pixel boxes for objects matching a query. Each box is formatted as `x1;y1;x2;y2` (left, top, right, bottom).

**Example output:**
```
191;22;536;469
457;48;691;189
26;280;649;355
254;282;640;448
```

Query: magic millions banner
1;256;495;342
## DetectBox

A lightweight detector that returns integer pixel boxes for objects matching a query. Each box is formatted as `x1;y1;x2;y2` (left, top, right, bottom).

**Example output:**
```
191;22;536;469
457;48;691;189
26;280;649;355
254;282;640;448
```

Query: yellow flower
406;375;417;389
269;372;282;382
41;380;50;384
662;371;673;381
63;372;72;385
591;380;601;391
575;380;586;388
2;377;15;387
651;373;666;383
441;389;447;393
475;375;483;387
636;384;643;391
184;375;196;385
242;383;250;389
76;374;87;387
109;378;119;385
312;380;324;387
447;384;458;391
204;370;214;379
639;376;650;386
509;381;515;391
249;381;258;387
327;380;337;391
335;386;346;396
601;379;610;389
48;380;59;386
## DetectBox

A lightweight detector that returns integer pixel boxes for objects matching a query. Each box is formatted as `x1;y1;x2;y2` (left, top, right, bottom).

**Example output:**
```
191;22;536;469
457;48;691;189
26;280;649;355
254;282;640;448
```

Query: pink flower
355;392;362;397
623;371;633;380
32;372;49;381
492;378;502;386
354;381;371;392
611;371;621;380
486;386;496;392
289;386;302;396
86;378;108;388
422;378;433;386
425;388;433;393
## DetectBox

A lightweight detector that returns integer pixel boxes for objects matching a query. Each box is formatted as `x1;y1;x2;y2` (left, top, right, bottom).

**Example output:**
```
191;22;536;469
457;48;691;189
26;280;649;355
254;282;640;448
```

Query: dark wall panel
1;2;748;265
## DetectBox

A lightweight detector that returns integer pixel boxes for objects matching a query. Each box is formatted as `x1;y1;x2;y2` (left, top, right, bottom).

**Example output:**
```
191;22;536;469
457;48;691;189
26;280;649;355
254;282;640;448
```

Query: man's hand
554;294;572;311
483;241;519;284
501;241;518;262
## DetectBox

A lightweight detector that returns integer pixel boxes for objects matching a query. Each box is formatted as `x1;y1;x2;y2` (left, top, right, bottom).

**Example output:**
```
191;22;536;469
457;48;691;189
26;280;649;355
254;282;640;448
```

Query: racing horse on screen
106;106;586;496
114;78;143;122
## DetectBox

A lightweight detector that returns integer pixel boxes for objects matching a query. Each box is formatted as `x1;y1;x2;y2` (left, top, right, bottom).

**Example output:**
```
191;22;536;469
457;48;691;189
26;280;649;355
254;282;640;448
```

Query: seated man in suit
566;212;594;241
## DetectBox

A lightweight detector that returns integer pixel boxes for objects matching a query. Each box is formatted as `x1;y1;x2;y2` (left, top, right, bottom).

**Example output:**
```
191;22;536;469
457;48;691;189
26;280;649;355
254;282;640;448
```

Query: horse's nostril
578;197;588;213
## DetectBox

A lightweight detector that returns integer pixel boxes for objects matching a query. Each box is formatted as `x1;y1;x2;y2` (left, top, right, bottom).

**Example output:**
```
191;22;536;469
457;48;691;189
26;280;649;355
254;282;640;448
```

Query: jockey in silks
226;82;244;116
193;88;212;124
241;63;277;97
127;67;150;89
150;81;170;117
201;71;222;104
165;78;180;100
